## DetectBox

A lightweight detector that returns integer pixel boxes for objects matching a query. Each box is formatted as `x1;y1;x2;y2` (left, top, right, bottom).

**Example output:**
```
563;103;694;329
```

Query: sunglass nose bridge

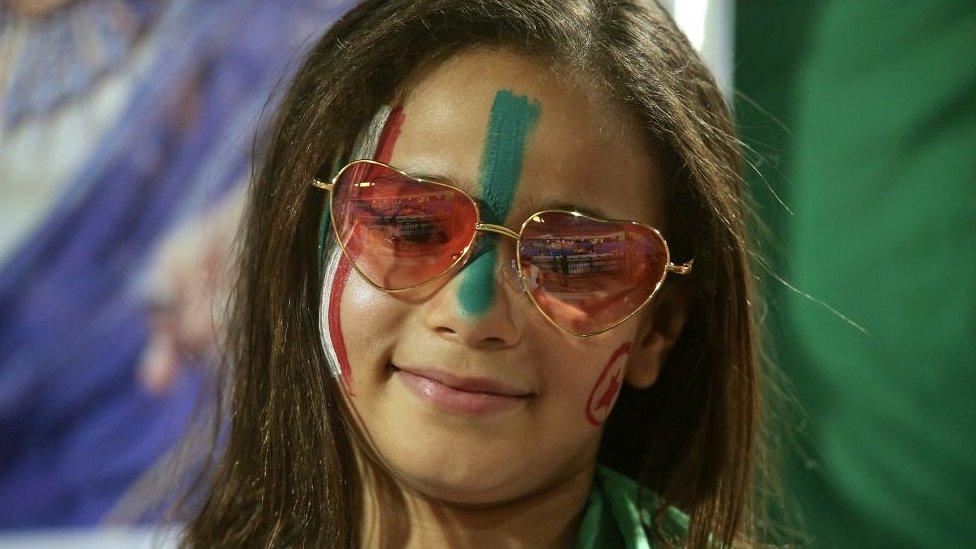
475;222;519;240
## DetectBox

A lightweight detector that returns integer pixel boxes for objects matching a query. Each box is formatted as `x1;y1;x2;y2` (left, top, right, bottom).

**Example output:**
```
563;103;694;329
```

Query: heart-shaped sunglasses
313;159;692;337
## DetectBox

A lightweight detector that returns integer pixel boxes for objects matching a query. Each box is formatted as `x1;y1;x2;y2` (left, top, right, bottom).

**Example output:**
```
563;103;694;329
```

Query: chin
384;444;532;505
400;471;523;506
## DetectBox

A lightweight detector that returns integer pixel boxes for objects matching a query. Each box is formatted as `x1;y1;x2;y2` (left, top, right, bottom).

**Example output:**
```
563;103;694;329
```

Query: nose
421;236;523;349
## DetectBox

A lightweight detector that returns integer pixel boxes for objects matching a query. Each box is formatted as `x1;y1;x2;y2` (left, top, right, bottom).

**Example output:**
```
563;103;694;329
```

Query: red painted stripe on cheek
585;341;631;427
329;255;354;392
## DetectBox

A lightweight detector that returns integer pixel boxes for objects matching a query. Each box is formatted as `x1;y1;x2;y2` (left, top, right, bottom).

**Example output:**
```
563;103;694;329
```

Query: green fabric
737;2;976;546
575;466;688;548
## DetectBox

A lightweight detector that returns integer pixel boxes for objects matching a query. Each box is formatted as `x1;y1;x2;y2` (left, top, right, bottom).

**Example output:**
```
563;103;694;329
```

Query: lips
395;364;531;396
392;364;533;415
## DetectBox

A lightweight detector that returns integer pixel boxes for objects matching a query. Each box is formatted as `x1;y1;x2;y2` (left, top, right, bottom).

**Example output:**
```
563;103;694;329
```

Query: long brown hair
179;1;765;546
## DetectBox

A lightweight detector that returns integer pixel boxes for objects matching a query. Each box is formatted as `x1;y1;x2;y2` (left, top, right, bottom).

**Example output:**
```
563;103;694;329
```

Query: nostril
435;326;457;336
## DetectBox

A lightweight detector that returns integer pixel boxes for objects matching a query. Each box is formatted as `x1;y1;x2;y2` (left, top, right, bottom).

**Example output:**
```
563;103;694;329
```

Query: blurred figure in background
0;0;354;528
736;1;975;546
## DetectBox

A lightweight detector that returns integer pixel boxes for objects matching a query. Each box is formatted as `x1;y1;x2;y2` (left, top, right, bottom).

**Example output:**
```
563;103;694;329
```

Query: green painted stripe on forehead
478;90;542;224
457;89;541;318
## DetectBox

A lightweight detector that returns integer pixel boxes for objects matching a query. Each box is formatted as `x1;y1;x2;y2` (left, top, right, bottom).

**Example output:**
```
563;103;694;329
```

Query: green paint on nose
457;89;541;317
457;246;498;316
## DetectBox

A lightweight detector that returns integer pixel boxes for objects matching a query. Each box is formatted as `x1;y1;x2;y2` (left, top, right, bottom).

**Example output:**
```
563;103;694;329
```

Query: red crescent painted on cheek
585;341;631;427
328;106;405;394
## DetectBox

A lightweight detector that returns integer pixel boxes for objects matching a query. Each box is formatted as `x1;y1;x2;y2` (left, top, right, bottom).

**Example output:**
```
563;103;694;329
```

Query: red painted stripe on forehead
373;106;404;163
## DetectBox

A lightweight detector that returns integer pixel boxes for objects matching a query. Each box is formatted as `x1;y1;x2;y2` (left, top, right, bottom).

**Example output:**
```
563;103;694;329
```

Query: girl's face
327;49;679;504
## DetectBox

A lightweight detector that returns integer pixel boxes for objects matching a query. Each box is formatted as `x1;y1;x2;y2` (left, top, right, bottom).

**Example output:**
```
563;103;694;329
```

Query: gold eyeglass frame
313;159;693;337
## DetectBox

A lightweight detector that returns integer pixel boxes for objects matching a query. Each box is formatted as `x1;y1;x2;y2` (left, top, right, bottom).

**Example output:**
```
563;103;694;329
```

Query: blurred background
0;0;972;547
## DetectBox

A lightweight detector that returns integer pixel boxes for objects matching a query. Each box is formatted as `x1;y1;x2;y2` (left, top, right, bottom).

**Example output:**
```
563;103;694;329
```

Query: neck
360;463;595;549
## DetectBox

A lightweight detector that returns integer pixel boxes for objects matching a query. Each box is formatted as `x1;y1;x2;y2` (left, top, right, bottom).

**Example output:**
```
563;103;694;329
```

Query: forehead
387;49;664;226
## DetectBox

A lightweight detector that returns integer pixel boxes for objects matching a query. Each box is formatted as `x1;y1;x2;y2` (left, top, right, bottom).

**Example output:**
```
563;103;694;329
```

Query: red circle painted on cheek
585;341;631;427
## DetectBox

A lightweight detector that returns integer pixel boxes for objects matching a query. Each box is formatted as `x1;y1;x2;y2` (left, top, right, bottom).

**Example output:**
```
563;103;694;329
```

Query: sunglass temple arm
666;259;694;275
312;178;333;190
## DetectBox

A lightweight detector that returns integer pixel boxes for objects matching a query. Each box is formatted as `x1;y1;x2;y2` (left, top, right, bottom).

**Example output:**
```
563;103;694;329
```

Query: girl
181;0;764;546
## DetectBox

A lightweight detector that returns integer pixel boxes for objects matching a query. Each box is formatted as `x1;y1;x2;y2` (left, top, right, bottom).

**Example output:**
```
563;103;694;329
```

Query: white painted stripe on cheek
318;244;345;379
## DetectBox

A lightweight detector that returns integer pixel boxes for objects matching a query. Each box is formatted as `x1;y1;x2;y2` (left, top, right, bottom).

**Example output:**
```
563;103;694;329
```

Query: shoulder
577;466;689;549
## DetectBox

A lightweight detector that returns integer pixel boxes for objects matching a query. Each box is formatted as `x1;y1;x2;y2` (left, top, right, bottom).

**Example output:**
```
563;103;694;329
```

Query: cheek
340;264;409;342
535;336;633;430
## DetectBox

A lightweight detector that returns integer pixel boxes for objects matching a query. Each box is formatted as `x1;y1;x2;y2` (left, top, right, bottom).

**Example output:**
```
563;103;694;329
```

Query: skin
336;49;689;548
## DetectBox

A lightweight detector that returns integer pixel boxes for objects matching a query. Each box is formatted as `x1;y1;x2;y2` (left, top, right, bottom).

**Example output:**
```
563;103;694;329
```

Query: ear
624;287;690;389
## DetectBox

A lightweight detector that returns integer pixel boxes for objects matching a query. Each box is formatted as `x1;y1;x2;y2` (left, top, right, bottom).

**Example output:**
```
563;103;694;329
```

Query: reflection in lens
333;162;477;290
519;211;668;334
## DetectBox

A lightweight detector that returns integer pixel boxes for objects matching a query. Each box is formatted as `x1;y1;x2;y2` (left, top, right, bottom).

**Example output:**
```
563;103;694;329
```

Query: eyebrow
520;198;612;220
409;169;614;221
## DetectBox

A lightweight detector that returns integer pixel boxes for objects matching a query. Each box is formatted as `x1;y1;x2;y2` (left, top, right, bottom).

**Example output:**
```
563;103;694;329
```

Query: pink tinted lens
518;211;669;335
331;161;478;290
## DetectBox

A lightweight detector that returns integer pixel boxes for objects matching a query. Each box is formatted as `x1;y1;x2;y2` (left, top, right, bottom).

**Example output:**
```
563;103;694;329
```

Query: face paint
585;341;631;426
319;106;404;392
374;106;405;164
457;90;541;317
321;249;355;391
